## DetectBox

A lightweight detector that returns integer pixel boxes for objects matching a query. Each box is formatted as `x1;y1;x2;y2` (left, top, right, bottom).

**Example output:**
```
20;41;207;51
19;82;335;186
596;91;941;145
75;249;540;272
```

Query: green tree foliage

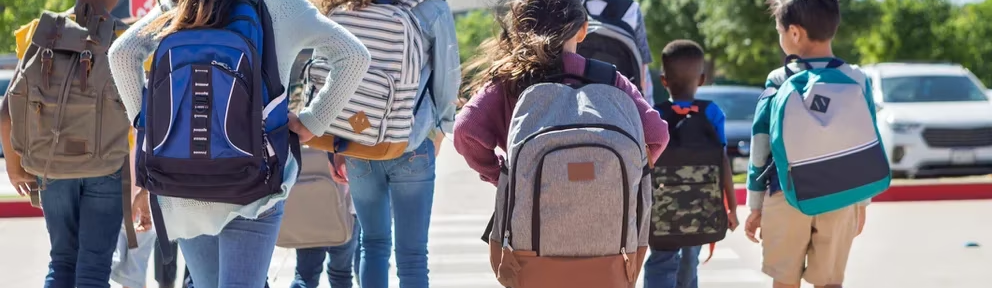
694;0;780;86
641;0;704;69
833;0;882;61
0;0;74;54
455;10;496;65
855;0;956;64
454;9;497;98
947;1;992;85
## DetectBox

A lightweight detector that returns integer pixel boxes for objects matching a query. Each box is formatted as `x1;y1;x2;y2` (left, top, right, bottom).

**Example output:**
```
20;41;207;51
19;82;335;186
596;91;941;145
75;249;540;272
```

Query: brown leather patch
349;111;372;134
64;139;87;155
567;162;595;182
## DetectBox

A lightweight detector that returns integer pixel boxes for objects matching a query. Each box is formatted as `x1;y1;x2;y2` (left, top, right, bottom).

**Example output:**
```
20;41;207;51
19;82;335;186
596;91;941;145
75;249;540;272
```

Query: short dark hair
661;40;705;97
768;0;841;41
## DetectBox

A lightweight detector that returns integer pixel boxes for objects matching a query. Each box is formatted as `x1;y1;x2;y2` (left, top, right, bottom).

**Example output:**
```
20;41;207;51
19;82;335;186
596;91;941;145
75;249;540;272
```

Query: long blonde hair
463;0;588;99
141;0;235;38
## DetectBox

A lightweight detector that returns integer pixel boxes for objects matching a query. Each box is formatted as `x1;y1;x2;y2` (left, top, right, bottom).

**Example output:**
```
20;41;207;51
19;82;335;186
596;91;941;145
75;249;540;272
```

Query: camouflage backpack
649;100;728;251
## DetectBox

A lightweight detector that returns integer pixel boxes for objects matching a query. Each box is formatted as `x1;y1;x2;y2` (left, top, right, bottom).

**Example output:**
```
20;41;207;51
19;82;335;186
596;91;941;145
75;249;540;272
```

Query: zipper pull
621;247;629;262
211;60;243;78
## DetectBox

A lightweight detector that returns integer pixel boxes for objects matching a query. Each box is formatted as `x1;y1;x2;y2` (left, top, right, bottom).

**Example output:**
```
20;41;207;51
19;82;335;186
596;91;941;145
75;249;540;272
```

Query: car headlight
737;141;750;155
886;117;922;134
889;122;922;134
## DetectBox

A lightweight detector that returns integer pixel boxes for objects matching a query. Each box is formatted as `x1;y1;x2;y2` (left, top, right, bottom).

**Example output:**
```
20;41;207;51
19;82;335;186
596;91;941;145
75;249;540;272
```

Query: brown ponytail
463;0;588;99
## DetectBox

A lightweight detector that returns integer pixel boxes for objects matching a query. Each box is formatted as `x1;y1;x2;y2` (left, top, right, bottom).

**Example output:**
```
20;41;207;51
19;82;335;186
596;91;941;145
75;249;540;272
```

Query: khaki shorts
760;193;858;285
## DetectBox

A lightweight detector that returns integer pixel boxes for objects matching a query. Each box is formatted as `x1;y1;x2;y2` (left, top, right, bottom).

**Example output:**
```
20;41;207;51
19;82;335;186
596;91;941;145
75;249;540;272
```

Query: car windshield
881;75;987;103
694;90;760;121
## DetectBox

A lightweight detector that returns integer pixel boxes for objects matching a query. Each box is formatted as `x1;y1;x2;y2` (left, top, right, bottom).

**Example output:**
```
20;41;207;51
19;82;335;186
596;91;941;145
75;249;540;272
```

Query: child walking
642;40;738;288
745;1;876;288
108;0;371;286
454;0;668;187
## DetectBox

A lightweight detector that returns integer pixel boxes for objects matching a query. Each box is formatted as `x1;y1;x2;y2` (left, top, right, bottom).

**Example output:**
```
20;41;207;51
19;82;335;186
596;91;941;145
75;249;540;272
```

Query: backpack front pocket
26;87;99;162
327;69;393;145
149;63;254;159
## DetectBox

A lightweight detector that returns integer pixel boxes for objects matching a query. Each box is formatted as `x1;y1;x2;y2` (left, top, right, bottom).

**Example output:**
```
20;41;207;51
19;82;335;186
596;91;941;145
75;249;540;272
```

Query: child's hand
744;210;762;243
288;113;316;142
330;154;348;184
727;210;739;232
132;189;153;233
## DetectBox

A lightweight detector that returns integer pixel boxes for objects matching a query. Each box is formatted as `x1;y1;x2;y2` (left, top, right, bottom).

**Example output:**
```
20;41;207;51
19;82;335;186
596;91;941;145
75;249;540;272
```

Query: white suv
862;63;992;178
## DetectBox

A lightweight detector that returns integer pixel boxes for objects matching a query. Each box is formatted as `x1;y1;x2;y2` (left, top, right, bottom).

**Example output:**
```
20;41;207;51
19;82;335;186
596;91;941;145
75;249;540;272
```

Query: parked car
0;69;12;157
693;85;763;174
862;62;992;178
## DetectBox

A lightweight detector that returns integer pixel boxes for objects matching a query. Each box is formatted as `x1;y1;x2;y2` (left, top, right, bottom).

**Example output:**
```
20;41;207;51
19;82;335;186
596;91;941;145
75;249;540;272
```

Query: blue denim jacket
406;0;461;152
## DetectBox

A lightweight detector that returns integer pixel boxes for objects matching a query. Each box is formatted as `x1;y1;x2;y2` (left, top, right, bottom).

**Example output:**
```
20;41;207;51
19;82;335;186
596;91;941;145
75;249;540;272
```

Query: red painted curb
4;181;992;218
734;181;992;206
0;200;43;218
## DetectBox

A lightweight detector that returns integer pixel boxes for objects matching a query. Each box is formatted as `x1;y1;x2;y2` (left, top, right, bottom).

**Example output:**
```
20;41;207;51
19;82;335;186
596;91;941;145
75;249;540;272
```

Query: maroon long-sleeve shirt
453;52;669;185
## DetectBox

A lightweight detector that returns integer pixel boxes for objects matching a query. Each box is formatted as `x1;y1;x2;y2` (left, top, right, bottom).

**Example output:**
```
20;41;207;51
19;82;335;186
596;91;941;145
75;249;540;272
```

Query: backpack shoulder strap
244;0;284;102
583;58;617;86
691;99;712;114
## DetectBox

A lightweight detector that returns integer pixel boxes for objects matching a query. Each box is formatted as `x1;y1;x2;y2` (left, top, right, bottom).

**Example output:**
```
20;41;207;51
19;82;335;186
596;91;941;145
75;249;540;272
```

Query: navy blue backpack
135;0;300;261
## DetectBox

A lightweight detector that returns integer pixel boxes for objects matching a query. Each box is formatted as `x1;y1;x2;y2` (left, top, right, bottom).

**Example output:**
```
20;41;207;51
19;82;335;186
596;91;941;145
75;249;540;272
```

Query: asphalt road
2;141;992;287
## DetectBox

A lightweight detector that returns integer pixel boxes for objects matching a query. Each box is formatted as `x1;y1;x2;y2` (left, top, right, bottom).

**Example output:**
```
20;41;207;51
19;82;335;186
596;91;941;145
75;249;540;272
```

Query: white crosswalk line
429;213;493;223
427;224;488;234
266;208;768;288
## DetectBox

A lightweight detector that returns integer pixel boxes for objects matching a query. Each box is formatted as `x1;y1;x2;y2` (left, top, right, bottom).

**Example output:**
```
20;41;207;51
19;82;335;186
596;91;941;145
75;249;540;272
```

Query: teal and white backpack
768;55;891;215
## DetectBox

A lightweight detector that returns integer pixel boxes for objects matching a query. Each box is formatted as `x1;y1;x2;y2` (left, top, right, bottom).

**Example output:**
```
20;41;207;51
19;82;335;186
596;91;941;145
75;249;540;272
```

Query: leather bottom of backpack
649;231;727;251
305;135;407;160
487;240;646;288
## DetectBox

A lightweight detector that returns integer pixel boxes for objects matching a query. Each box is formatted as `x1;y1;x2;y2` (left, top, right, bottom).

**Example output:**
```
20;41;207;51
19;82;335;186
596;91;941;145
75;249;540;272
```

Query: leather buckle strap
41;16;65;88
78;50;93;90
40;49;55;87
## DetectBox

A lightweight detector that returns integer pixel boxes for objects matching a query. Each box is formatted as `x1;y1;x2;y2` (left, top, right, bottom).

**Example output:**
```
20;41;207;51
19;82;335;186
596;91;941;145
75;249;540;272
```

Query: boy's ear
697;74;707;87
660;74;669;88
788;24;806;44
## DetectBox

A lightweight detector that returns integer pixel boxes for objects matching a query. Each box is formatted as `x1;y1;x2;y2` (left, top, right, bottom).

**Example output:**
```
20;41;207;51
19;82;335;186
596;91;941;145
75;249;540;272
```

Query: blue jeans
292;217;362;288
345;141;435;288
39;170;124;288
643;246;702;288
178;201;284;288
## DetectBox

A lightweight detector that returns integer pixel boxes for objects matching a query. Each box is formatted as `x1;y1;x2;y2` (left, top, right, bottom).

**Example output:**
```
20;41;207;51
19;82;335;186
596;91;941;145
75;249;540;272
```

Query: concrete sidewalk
5;141;992;287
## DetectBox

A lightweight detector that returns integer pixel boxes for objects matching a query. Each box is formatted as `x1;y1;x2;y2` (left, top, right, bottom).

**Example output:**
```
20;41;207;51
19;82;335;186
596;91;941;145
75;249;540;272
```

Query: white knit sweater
108;0;370;240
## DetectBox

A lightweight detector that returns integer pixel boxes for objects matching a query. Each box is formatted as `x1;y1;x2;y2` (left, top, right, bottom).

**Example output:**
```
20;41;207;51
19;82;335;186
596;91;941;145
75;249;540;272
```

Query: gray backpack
6;8;130;181
487;59;652;287
276;147;355;248
276;54;355;248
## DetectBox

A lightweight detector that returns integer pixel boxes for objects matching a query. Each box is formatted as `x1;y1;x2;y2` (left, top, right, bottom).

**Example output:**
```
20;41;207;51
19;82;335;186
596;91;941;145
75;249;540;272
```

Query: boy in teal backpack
744;1;887;287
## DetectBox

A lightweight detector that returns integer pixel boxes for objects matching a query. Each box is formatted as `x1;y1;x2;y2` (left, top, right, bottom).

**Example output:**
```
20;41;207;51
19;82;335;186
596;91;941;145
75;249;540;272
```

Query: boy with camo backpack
644;40;738;288
2;0;134;286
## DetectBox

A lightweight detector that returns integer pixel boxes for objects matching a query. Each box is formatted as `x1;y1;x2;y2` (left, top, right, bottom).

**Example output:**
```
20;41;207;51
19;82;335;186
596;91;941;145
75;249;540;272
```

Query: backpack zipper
211;60;244;79
789;140;879;167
